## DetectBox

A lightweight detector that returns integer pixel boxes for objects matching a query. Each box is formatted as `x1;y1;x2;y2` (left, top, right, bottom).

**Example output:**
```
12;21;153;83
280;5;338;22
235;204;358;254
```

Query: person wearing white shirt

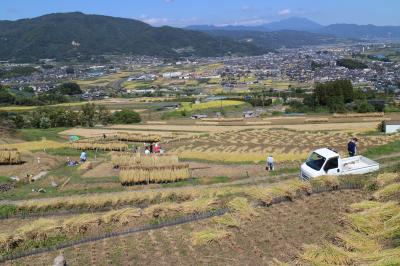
266;155;274;171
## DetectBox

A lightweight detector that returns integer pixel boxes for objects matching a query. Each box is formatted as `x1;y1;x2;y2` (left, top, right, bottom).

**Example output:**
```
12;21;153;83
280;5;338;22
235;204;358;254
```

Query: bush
327;96;346;113
113;109;141;124
54;82;82;95
272;111;283;116
39;116;51;129
354;100;375;113
0;89;15;104
285;101;309;113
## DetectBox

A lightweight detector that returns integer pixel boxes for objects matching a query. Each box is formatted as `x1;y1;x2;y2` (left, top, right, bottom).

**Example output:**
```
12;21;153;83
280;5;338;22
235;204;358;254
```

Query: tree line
336;59;368;70
286;79;385;113
1;103;141;129
0;82;83;106
0;66;38;79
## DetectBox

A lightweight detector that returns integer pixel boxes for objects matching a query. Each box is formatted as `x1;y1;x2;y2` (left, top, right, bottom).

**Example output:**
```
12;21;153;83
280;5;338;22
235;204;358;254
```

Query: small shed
384;121;400;134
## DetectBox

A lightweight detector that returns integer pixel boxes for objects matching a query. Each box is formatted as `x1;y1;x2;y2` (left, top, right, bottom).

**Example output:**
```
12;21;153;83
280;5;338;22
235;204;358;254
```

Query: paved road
109;77;127;91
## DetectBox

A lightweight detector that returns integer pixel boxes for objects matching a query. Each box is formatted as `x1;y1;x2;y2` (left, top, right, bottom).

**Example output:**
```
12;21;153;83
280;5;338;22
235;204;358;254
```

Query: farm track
0;184;365;263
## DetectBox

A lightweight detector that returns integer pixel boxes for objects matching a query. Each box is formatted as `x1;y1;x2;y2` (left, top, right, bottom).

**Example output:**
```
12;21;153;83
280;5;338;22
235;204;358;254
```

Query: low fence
0;209;228;263
0;183;365;263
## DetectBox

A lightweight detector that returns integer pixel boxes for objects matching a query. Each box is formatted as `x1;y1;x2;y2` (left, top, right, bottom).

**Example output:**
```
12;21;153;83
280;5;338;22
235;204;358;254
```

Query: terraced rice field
0;140;67;152
60;128;196;140
168;129;400;162
104;121;382;133
10;190;366;265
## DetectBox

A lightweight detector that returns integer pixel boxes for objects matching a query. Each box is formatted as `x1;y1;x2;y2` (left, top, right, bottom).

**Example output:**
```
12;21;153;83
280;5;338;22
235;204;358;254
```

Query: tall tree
81;103;96;127
96;105;112;125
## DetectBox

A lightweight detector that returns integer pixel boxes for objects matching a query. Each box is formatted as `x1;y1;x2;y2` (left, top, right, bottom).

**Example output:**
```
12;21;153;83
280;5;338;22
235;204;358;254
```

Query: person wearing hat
347;138;358;157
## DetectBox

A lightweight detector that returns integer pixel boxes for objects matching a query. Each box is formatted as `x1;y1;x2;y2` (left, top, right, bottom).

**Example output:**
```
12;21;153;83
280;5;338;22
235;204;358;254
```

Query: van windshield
306;152;326;171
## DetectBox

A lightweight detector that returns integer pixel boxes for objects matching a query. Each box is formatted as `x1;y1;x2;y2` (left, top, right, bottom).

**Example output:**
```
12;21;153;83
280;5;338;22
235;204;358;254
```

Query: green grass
269;166;300;176
207;176;230;184
44;147;107;158
16;128;68;142
122;81;154;89
161;178;201;188
180;157;264;165
0;176;11;183
0;204;18;218
161;176;230;188
384;162;400;173
0;163;120;201
363;140;400;158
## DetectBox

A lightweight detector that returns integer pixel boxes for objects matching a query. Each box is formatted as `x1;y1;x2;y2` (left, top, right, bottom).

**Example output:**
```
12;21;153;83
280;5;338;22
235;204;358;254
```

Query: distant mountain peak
317;23;400;39
187;17;323;32
262;17;323;31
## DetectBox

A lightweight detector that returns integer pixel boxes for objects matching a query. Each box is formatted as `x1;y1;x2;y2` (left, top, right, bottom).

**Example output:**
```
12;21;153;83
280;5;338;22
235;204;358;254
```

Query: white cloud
278;9;292;16
218;18;269;27
137;15;199;26
164;0;174;3
142;17;171;25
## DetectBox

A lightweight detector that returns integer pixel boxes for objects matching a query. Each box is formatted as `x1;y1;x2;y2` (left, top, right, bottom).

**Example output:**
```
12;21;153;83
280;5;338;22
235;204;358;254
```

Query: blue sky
1;0;399;26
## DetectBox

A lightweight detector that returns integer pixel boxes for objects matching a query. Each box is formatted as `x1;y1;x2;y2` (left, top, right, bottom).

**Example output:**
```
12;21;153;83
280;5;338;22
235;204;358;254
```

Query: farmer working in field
347;138;358;157
154;143;161;154
266;155;275;171
80;151;87;162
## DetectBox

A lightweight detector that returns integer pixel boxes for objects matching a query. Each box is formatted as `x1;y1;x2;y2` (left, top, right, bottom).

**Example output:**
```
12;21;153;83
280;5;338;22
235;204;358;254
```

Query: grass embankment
0;163;118;201
0;178;319;256
300;170;400;265
0;128;69;151
1;176;373;216
0;140;66;152
161;176;230;188
363;140;400;158
16;128;68;142
44;147;107;158
0;172;378;258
